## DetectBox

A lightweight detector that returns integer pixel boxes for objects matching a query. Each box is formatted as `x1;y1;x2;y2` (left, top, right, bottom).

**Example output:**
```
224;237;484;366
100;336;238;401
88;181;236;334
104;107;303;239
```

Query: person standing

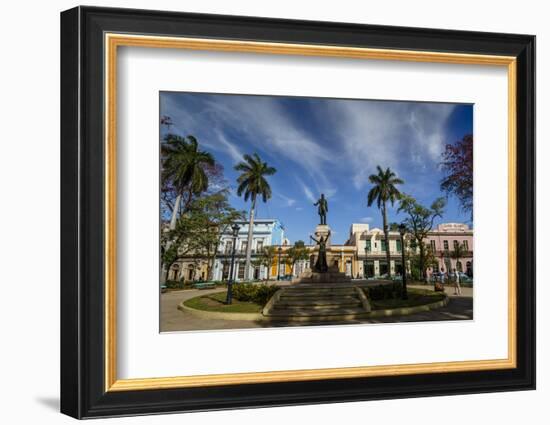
452;268;461;295
435;267;445;292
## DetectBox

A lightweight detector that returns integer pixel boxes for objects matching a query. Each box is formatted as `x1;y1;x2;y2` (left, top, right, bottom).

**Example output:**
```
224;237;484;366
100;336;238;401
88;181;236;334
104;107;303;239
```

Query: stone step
266;306;367;317
293;283;358;289
281;290;357;297
286;286;357;292
274;299;362;308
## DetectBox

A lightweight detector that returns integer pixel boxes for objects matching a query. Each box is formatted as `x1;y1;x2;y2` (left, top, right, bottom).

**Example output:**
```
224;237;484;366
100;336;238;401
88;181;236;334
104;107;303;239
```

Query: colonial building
167;219;473;283
425;223;474;276
346;223;407;278
346;222;473;278
211;219;287;282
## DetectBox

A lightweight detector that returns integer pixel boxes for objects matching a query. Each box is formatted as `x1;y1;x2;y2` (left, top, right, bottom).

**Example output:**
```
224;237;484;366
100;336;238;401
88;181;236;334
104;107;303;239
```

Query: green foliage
161;244;179;270
164;192;245;278
161;134;215;197
367;166;404;210
232;282;279;306
450;243;467;261
367;166;404;274
408;241;438;282
364;283;403;301
285;242;310;270
398;194;446;279
234;153;277;204
252;246;277;281
164;280;186;289
370;288;445;310
234;152;277;276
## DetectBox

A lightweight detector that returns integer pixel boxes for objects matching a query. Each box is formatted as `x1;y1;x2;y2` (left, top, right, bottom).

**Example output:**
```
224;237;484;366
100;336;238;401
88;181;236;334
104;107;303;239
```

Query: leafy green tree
367;166;404;276
163;192;244;281
397;194;446;280
407;241;438;282
161;244;180;281
185;193;245;280
160;134;215;283
234;153;277;280
253;246;278;283
284;240;310;276
161;134;215;226
450;243;467;272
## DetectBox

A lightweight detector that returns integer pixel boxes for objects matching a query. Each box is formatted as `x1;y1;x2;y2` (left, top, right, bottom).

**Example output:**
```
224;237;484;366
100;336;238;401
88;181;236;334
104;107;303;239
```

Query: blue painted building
212;218;287;281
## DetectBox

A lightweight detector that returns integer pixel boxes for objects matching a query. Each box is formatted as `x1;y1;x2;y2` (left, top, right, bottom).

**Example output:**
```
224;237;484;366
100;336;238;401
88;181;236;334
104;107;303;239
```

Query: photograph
159;92;474;332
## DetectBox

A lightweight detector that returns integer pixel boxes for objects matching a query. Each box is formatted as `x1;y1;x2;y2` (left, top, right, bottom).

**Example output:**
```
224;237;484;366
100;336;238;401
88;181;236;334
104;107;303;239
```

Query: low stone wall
179;292;449;323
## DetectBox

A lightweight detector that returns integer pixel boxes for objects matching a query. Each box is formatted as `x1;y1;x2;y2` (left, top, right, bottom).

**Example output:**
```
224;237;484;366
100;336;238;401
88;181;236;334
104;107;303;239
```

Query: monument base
293;266;351;284
314;224;331;246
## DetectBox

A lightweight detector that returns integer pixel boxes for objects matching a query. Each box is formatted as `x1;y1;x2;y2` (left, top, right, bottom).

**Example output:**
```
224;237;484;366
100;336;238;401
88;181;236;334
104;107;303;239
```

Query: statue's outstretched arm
310;235;319;244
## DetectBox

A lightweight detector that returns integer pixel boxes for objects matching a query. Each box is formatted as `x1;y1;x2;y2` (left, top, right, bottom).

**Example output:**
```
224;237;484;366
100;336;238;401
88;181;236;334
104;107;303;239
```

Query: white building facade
212;218;286;282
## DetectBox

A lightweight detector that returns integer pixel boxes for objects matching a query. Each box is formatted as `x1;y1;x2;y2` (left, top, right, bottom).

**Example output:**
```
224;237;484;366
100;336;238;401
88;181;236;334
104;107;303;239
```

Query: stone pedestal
314;224;331;246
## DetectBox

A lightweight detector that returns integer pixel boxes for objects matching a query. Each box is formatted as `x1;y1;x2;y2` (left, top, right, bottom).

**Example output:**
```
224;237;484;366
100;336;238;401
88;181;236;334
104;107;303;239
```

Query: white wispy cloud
275;192;296;207
319;100;456;190
299;179;317;203
205;97;330;168
215;131;244;163
163;93;458;203
360;216;374;223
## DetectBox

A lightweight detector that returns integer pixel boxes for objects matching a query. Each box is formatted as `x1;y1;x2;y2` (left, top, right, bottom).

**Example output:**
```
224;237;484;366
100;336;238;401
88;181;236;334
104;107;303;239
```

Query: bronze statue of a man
314;194;328;225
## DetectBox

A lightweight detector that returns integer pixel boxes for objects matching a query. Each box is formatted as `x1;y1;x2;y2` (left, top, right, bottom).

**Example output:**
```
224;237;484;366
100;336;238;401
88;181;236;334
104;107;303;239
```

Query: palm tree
160;135;214;284
367;166;404;276
234;153;277;280
161;135;215;229
451;243;466;273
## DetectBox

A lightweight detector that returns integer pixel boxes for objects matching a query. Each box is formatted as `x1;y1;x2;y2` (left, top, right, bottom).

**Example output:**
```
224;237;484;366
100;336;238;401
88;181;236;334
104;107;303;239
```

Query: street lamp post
399;223;408;300
277;247;283;280
225;223;240;305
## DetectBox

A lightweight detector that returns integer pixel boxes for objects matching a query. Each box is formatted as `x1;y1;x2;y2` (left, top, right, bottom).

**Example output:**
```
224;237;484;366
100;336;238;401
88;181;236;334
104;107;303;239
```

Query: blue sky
160;92;473;244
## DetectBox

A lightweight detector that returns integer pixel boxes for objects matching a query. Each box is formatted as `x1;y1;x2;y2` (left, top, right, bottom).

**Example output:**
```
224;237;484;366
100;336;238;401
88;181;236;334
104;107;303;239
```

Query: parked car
458;272;473;284
431;271;473;285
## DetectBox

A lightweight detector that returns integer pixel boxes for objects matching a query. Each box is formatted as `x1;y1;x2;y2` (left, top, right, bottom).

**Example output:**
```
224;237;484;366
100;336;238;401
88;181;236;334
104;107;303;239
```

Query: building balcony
433;250;474;258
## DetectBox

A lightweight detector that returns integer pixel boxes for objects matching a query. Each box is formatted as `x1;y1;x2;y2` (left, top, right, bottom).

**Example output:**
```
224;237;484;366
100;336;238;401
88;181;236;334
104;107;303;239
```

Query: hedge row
232;283;279;306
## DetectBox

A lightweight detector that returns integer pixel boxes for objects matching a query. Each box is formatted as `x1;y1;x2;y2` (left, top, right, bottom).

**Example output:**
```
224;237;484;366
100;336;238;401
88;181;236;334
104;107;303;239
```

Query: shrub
364;283;403;301
232;282;279;306
165;280;186;289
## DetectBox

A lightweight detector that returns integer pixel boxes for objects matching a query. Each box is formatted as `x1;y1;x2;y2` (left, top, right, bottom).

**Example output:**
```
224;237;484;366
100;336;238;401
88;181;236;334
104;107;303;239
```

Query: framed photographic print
60;6;535;419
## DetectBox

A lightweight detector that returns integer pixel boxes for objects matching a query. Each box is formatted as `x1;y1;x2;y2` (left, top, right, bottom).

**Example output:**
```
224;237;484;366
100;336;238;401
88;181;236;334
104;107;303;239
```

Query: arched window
170;264;179;280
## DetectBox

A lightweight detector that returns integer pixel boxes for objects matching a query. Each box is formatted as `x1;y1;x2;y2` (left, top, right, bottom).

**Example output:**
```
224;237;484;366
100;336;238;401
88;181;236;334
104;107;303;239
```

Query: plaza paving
160;284;473;332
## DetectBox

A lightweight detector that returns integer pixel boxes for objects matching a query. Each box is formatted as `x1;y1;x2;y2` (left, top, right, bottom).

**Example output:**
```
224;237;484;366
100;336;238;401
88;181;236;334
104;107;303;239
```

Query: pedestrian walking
453;268;461;295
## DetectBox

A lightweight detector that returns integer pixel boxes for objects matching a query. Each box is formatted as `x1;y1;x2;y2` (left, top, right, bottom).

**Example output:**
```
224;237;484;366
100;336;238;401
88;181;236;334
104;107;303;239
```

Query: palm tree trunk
169;194;181;230
160;194;182;284
244;197;256;281
382;202;391;276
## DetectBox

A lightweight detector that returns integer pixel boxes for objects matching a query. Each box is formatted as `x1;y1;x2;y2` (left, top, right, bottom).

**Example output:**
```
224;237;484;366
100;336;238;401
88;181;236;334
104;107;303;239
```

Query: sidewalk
160;283;474;332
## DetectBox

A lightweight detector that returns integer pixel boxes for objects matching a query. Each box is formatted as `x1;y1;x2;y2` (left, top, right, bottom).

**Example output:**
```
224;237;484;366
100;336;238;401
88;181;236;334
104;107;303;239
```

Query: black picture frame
61;6;535;419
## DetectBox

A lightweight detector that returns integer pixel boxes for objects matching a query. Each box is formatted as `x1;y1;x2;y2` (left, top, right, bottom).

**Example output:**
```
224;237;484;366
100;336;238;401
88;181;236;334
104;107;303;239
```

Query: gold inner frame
104;33;517;392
